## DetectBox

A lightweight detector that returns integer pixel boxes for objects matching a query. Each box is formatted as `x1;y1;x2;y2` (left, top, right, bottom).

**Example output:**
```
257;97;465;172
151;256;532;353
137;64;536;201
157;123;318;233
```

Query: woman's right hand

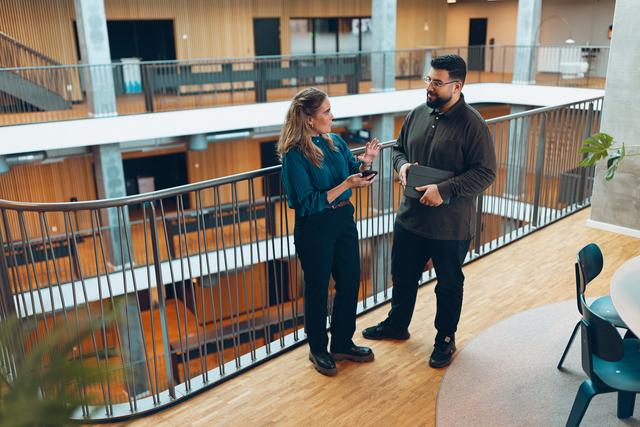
346;173;375;188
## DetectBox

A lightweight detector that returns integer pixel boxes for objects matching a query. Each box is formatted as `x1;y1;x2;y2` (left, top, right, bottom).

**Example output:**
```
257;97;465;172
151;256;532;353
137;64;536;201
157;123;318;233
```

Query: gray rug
436;300;640;427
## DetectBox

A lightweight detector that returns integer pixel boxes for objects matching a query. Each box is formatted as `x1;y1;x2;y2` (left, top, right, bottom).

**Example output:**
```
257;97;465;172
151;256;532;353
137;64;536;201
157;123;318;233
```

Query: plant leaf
605;155;621;180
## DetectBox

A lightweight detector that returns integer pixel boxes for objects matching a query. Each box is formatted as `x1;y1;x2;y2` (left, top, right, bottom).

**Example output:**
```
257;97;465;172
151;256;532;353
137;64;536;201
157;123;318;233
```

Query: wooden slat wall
186;137;265;207
0;156;95;203
0;156;96;238
397;0;447;48
0;0;447;63
0;0;77;64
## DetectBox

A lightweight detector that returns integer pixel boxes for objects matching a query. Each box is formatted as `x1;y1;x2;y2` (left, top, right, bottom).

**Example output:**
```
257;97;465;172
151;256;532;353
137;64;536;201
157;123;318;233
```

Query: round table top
610;256;640;337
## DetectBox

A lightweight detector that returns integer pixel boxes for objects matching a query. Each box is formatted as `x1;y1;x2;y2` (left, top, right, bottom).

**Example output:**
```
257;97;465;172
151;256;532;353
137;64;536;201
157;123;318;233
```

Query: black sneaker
428;337;456;368
362;320;410;341
330;344;375;362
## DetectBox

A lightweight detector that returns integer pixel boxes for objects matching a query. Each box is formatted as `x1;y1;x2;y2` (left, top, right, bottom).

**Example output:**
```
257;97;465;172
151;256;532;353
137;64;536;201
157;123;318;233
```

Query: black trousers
294;203;360;353
387;222;470;344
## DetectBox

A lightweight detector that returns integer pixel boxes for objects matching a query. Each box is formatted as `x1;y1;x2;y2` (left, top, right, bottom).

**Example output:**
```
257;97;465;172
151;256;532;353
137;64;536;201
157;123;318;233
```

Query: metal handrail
0;96;604;211
0;31;62;67
0;44;609;127
0;97;603;420
0;44;612;70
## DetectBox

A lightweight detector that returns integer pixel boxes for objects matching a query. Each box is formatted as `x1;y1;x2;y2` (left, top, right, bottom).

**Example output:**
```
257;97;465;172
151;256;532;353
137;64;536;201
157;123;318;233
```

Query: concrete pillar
93;144;130;266
188;134;208;151
588;0;640;236
0;156;8;174
422;50;433;79
348;117;363;135
74;0;117;117
512;0;542;85
118;294;149;397
371;0;396;91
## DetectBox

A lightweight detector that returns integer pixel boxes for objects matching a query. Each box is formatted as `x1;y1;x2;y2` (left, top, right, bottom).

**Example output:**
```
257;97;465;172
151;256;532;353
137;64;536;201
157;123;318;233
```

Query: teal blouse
281;133;361;216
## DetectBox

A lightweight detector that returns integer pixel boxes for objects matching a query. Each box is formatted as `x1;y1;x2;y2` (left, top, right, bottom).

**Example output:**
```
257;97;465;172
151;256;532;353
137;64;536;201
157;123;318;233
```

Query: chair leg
558;321;580;369
566;380;599;427
617;391;636;419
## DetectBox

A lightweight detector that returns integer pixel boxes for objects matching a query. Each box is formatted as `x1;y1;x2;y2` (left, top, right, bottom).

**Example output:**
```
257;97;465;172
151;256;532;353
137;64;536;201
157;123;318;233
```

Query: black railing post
531;113;548;227
146;201;175;399
577;102;594;204
255;59;267;103
474;194;484;255
142;63;155;112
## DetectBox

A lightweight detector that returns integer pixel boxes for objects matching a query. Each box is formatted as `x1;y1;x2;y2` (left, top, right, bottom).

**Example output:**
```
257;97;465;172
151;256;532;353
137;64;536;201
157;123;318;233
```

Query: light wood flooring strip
122;208;639;426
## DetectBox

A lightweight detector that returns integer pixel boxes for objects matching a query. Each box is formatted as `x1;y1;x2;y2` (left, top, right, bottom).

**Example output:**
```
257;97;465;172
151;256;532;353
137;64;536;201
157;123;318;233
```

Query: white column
589;0;640;235
74;0;117;117
512;0;542;85
371;0;396;91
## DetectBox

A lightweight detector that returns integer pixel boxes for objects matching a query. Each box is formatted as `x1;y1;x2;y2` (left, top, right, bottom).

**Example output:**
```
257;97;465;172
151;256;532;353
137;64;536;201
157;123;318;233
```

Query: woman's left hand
357;138;382;166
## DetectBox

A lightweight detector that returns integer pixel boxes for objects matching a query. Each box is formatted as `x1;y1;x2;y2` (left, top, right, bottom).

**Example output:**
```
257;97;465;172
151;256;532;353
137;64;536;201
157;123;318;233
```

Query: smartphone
361;169;378;178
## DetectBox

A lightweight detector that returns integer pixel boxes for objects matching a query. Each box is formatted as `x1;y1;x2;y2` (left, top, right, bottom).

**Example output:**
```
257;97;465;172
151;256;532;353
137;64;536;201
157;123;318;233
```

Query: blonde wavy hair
277;87;336;167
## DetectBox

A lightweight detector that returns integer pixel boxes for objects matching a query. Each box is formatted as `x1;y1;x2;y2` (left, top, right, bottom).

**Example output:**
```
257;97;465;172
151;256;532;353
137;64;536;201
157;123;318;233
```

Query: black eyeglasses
423;77;460;89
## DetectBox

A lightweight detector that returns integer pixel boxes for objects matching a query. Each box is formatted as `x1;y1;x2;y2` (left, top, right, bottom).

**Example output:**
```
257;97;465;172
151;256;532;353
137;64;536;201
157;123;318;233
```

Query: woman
278;87;381;376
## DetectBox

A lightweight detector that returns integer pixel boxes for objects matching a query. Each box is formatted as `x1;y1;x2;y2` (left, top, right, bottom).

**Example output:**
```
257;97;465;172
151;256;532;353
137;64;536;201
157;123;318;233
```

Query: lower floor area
123;208;639;426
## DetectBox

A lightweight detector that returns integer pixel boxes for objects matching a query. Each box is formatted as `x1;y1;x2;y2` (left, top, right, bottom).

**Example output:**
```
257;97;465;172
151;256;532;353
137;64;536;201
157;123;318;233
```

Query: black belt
327;200;351;210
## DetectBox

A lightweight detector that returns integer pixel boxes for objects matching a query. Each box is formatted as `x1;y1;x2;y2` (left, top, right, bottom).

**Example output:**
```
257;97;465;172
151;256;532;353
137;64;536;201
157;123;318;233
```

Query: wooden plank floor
122;208;639;426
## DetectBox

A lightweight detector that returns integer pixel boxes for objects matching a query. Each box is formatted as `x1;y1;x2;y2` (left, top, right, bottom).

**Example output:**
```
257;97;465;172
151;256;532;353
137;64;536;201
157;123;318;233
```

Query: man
362;55;496;368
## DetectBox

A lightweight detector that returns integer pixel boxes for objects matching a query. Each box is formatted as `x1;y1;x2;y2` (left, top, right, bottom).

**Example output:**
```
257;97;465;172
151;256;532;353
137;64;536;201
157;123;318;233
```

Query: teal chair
565;296;640;426
557;243;628;369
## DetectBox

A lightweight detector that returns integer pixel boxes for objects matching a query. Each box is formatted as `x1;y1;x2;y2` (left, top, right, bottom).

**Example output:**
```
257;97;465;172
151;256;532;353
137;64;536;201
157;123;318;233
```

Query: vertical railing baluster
196;190;224;372
193;191;210;382
577;102;594;204
141;203;160;403
147;202;176;399
532;113;548;227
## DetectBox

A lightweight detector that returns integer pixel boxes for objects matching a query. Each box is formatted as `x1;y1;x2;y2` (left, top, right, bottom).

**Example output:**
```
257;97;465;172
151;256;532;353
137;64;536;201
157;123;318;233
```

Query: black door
73;20;177;61
253;18;281;56
107;20;176;61
253;18;281;102
260;140;280;235
123;152;189;216
468;18;487;71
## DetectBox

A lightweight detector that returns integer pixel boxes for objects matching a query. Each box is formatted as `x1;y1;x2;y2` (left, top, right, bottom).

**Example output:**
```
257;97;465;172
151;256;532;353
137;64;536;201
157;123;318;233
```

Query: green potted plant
0;315;112;426
579;132;640;180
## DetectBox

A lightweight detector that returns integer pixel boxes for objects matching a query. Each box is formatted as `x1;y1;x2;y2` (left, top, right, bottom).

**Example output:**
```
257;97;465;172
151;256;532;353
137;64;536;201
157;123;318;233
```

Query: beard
426;91;451;109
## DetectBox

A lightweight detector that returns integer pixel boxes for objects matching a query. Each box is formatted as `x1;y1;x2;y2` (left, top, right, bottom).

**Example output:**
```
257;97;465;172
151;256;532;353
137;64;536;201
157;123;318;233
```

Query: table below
610;256;640;337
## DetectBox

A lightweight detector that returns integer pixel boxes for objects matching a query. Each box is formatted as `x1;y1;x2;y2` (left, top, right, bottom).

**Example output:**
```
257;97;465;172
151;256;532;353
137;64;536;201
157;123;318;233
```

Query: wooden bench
2;234;82;278
165;199;272;257
168;303;303;383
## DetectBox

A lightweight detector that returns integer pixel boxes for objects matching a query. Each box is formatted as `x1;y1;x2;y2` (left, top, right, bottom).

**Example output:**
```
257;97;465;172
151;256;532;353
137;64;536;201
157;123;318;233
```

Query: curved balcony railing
0;45;608;126
0;97;601;421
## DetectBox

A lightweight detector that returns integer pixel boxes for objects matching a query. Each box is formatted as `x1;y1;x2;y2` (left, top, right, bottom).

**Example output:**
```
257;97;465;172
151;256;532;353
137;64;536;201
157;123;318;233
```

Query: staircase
0;31;71;111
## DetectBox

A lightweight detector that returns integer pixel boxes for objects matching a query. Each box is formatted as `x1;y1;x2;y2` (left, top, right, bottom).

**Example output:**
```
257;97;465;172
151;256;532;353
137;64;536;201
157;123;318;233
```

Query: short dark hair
431;54;467;84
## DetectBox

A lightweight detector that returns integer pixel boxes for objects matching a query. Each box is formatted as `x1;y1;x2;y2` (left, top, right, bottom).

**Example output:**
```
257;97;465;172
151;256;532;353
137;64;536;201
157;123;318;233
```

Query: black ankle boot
309;351;337;376
330;343;375;362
